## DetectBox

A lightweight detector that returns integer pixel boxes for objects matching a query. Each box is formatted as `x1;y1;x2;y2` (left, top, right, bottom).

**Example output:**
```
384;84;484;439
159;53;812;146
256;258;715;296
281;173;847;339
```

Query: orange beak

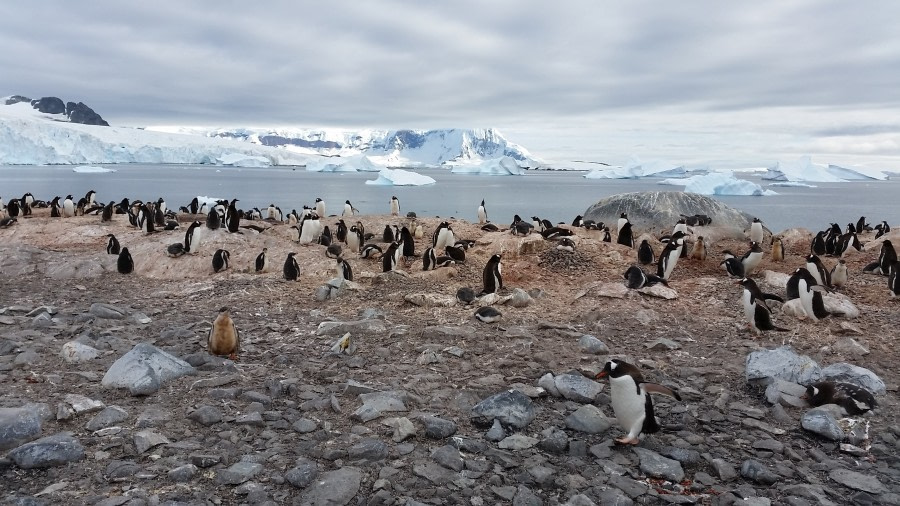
596;371;608;379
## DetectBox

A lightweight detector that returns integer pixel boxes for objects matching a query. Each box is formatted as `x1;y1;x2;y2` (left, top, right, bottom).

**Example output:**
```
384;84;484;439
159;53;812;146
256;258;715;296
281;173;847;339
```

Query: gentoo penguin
212;249;230;273
298;214;323;244
22;192;34;209
335;219;348;243
596;359;681;445
117;247;134;274
623;265;668;289
830;259;848;288
771;237;784;262
617;222;635;248
414;224;424;240
106;234;120;255
477;200;488;224
720;251;745;278
208;307;240;359
690;236;707;261
382;241;402;272
749;217;764;244
400;227;415;259
810;231;827;256
183;220;201;253
672;218;689;237
889;262;900;297
188;197;200;214
556;238;576;252
101;202;114;222
347;225;362;253
255;248;269;273
541;227;573;240
531;216;544;233
0;217;16;228
337;257;353;281
482;254;503;294
433;222;455;250
875;221;890;239
805;254;831;287
878;240;897;275
741;242;764;275
326;243;343;259
422;247;437;270
266;204;278;221
315;198;326;218
62;195;75;218
602;227;612;243
140;204;156;234
512;221;533;236
824;223;841;255
836;232;861;256
343;200;355;217
737;278;787;334
456;287;477;304
656;231;685;280
225;199;240;233
319;225;333;246
6;199;19;218
802;381;877;416
383;225;395;243
571;215;584;228
474;306;502;323
206;208;221;230
445;245;466;263
637;239;654;265
482;223;500;232
390;196;400;216
166;242;187;258
283;252;300;281
790;267;829;321
360;244;383;259
617;213;629;234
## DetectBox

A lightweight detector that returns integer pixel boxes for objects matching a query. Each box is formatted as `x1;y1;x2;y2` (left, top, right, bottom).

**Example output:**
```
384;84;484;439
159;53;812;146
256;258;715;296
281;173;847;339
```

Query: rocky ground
0;208;898;506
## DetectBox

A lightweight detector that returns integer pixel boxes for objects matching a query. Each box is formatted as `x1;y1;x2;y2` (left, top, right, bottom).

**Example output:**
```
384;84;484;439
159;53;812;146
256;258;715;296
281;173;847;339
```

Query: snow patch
583;156;685;179
365;168;436;186
216;153;271;167
449;156;525;175
660;173;777;196
72;165;116;173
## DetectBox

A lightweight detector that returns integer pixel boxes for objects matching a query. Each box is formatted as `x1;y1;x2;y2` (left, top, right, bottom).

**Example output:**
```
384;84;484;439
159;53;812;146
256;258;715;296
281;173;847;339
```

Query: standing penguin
400;227;415;260
741;242;764;275
482;254;503;294
298;214;323;244
208;307;240;359
106;234;121;255
101;201;114;222
771;237;784;262
617;213;629;234
878;240;897;275
183;220;201;253
382;241;402;272
637;239;654;265
690;236;707;261
617;222;635;248
6;199;20;218
889;262;900;298
790;267;830;321
805;254;831;287
383;225;395;243
225;198;240;233
337;257;353;281
206;208;221;230
255;248;269;273
596;359;681;445
390;196;400;216
656;231;685;280
335;219;348;243
347;225;362;253
830;259;848;288
315;198;326;218
343;200;355;217
422;247;436;271
737;278;787;334
749;217;764;244
62;195;75;218
212;249;230;273
283;252;300;281
433;222;455;250
810;231;827;256
117;247;134;274
477;200;488;224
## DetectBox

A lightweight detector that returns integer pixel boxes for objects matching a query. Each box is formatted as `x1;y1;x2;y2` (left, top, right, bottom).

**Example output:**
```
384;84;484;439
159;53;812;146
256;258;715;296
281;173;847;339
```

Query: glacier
583;156;685;179
762;156;887;182
660;173;778;196
216;153;271;167
448;156;526;176
365;168;436;186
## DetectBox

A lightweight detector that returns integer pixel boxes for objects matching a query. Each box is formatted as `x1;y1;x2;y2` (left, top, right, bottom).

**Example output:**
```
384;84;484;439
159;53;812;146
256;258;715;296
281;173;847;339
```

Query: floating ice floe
449;156;525;176
72;165;116;173
365;168;435;186
762;156;886;182
660;172;777;196
583;155;685;179
306;154;384;173
217;153;271;167
768;181;818;188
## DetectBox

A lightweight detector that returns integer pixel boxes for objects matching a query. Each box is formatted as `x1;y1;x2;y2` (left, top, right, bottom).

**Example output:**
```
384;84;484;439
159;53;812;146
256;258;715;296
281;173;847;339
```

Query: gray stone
633;447;684;481
106;459;141;480
8;432;84;469
235;412;265;426
133;429;170;454
352;390;408;422
316;319;386;336
764;378;808;407
485;418;506;441
85;406;129;431
188;405;223;426
660;446;701;464
538;427;568;454
190;454;221;468
413;460;459;485
300;467;362;505
801;408;845;441
60;341;100;363
553;373;603;403
565;493;598;505
292;418;318;433
564;405;611;434
431;444;464;471
740;459;779;485
217;461;263;485
382;416;415;442
168;464;198;482
820;362;886;395
712;458;738;481
471;389;536;429
0;406;43;451
101;343;195;396
345;379;378;396
63;394;104;414
90;303;128;319
348;438;388;462
421;415;457;439
828;468;887;494
537;373;560;397
645;338;681;351
578;334;609;354
498;434;539;450
745;345;821;386
506;288;534;308
513;485;543;506
285;457;318;489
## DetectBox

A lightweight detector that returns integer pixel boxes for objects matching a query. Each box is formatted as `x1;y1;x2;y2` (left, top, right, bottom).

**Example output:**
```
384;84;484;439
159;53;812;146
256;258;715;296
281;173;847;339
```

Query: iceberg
583;155;685;179
768;181;817;188
216;153;271;167
305;154;384;173
660;173;777;196
449;156;525;175
365;168;435;186
762;156;886;182
73;165;116;173
826;164;886;181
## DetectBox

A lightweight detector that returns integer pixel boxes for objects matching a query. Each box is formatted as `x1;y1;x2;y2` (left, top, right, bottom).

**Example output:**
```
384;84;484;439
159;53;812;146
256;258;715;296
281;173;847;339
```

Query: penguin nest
538;247;594;272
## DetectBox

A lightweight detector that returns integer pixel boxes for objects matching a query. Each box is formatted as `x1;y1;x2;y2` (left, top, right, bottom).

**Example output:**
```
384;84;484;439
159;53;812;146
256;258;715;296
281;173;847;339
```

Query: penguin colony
1;192;891;446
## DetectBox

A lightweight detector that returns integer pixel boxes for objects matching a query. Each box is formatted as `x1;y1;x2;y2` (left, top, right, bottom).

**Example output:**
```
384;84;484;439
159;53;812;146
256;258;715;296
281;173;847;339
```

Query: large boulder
31;97;66;114
66;101;109;126
101;343;196;395
583;191;760;238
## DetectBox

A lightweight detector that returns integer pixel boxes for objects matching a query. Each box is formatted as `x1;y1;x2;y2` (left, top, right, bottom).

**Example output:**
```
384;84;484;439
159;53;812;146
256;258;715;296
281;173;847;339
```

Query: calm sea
0;164;896;234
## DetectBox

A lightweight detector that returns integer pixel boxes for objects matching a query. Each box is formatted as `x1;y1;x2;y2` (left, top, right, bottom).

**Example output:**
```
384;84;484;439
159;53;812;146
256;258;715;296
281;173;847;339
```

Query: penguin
856;216;869;234
22;192;34;209
737;278;787;334
382;241;402;272
531;216;544;233
212;249;230;273
874;221;890;239
824;224;841;255
720;251;745;278
445;245;466;263
474;306;502;324
383;225;395;243
656;231;685;280
878;240;897;275
434;255;455;267
845;222;857;235
623;265;668;289
360;244;383;259
400;227;415;259
183;220;201;253
347;225;362;253
617;213;629;234
154;199;166;226
62;195;75;218
255;248;269;273
482;223;500;232
100;201;113;222
335;219;348;243
511;221;533;236
602;227;612;243
326;243;343;259
541;227;573;240
689;236;707;261
802;381;877;416
207;307;240;359
337;257;353;281
206;208;221;230
0;217;16;228
6;199;19;218
810;231;826;256
596;359;681;445
343;200;355;217
106;234;120;255
889;262;900;298
790;267;830;321
390;196;400;216
422;247;437;271
771;237;784;262
481;254;503;295
571;215;584;228
617;222;635;248
117;247;134;274
283;252;300;281
637;239;655;265
414;224;424;240
188;197;200;214
556;238;576;253
805;254;831;287
315;198;326;218
298;214;323;244
433;222;455;250
319;226;333;246
225;198;240;233
749;217;764;244
830;259;848;288
835;232;861;256
477;200;488;224
456;287;477;305
166;242;187;258
741;242;764;275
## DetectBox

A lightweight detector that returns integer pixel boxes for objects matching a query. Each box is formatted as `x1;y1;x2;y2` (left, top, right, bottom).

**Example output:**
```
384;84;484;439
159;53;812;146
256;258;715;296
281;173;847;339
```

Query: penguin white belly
478;207;487;224
798;280;817;320
750;223;763;243
316;202;326;217
662;248;680;279
743;252;762;274
617;218;628;233
673;223;688;235
299;221;321;244
347;232;360;252
390;200;400;215
806;263;824;285
609;376;648;439
742;290;755;327
343;204;353;217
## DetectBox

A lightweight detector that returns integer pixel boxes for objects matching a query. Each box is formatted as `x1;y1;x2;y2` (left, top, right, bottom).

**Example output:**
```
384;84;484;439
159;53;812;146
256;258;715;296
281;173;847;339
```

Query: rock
564;495;598;506
421;415;457;439
89;303;128;319
382;416;416;442
485;419;506;441
832;337;869;356
553;372;603;403
712;458;738;481
352;390;408;422
633;447;684;481
763;270;791;288
85;406;129;431
316;319;386;336
513;485;542;506
188;405;223;426
133;429;170;454
745;345;821;386
505;288;533;308
217;461;263;485
292;418;318;434
285;457;319;489
300;467;362;505
740;459;779;485
471;389;536;429
829;468;887;494
63;394;104;414
101;343;196;396
8;432;84;469
345;379;378;396
413;460;460;485
820;362;886;395
0;406;44;451
801;409;845;441
564;405;611;434
596;282;629;299
537;427;568;454
822;293;860;318
404;293;457;307
638;284;678;299
190;454;221;468
235;412;265;426
60;341;100;363
537;373;560;397
645;338;681;351
431;444;464;471
168;464;198;482
65;100;109;126
764;378;808;407
498;434;539;450
578;334;609;354
348;438;388;462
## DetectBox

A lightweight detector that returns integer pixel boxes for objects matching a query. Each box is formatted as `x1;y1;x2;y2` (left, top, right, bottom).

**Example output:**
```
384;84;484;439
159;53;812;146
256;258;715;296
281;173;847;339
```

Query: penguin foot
614;436;640;445
228;353;239;361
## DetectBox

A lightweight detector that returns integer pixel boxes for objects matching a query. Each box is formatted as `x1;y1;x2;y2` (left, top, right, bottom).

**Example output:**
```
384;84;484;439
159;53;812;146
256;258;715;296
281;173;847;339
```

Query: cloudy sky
3;1;900;168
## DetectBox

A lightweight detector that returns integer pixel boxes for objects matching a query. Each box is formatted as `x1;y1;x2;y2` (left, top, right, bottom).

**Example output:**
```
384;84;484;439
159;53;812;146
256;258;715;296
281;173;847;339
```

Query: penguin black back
383;225;395;243
617;222;634;248
117;247;134;274
637;239;654;265
400;227;415;257
212;249;230;273
206;209;221;230
106;234;120;255
482;254;503;294
283;252;300;281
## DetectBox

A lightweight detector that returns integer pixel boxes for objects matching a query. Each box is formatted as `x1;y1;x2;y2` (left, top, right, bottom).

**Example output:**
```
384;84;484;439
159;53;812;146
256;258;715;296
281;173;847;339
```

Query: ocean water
0;164;896;234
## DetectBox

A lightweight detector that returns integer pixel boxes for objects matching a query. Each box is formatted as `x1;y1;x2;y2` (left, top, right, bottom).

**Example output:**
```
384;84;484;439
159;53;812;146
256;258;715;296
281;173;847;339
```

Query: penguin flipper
643;383;682;401
645;274;669;287
761;293;784;303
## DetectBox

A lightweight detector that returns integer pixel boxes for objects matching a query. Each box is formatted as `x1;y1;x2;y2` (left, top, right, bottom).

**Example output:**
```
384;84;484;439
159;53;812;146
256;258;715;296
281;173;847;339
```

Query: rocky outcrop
66;101;109;126
5;95;109;126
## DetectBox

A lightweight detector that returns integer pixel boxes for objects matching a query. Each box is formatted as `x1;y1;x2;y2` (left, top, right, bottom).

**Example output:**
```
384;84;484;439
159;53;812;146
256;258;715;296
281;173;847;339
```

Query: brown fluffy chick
208;307;240;360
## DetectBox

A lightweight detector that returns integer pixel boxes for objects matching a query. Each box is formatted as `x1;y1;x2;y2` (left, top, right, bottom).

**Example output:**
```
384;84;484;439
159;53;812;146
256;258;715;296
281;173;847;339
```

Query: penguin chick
596;359;681;445
802;381;877;416
208;307;240;359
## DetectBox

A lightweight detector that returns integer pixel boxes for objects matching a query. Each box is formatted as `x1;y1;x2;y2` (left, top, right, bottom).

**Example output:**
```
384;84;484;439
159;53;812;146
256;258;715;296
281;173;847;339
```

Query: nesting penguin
212;249;230;273
788;267;831;321
208;307;240;359
255;248;269;273
737;277;787;334
474;306;502;323
637;239;655;265
422;247;437;271
445;245;466;263
456;287;477;305
283;252;300;281
802;381;877;416
482;254;503;294
117;247;134;274
360;244;383;259
720;251;745;278
106;234;121;255
623;265;668;289
596;359;681;445
556;238;576;253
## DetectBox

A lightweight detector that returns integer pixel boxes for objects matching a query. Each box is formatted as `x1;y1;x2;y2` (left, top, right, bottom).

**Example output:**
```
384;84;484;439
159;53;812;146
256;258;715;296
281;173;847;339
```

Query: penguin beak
595;371;608;379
